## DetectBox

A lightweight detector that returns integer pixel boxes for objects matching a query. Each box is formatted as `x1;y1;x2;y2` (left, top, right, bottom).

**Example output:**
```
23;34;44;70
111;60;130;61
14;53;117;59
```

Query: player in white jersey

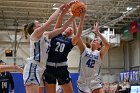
76;22;110;93
22;3;77;93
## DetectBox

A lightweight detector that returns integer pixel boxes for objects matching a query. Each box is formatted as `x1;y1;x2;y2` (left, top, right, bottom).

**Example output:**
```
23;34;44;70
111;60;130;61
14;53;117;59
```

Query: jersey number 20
86;59;95;68
55;42;65;52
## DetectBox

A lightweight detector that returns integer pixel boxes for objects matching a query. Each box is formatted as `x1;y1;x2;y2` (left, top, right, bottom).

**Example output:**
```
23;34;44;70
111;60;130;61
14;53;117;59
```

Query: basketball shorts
77;77;102;93
43;65;71;85
23;62;45;87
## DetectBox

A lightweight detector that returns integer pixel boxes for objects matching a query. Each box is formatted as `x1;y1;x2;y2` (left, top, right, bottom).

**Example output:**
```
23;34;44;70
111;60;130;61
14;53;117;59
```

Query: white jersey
23;34;50;86
77;48;102;92
28;34;50;69
78;48;101;79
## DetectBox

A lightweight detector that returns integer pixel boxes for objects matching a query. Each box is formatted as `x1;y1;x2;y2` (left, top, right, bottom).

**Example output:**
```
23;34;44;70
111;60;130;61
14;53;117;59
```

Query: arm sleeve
9;73;14;90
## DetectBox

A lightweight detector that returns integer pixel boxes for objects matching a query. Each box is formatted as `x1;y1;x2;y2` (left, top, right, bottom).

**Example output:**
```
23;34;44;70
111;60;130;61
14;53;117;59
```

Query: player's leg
43;66;57;93
45;83;56;93
25;84;38;93
91;78;104;93
57;66;73;93
37;86;45;93
61;81;73;93
92;88;104;93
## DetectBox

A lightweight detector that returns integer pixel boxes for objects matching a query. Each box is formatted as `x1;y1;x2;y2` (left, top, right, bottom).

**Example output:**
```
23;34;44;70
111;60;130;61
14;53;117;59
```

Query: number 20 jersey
78;48;102;79
47;34;74;63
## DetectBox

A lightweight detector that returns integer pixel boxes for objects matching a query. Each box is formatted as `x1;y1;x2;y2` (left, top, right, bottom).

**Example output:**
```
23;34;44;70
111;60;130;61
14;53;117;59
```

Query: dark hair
0;60;5;64
86;43;90;48
97;41;103;51
23;22;35;39
0;60;2;62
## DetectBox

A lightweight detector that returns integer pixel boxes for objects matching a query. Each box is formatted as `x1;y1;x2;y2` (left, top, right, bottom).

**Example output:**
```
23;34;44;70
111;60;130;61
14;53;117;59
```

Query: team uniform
77;48;102;93
0;72;14;93
43;34;74;85
23;34;50;86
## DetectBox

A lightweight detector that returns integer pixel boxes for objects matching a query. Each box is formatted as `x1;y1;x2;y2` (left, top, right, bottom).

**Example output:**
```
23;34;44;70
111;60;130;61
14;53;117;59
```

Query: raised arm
72;18;77;35
31;4;64;40
54;0;78;29
92;22;110;60
72;7;86;45
76;38;87;54
0;65;23;73
45;15;75;39
45;1;78;39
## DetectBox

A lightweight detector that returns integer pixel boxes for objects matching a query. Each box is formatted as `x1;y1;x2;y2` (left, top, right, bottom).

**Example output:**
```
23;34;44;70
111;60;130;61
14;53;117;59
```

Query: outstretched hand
79;7;86;18
69;0;79;6
59;1;79;17
91;22;100;34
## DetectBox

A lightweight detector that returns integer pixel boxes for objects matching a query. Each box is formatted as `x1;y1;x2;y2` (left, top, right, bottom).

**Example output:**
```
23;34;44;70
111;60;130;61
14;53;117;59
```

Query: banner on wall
121;25;133;41
138;18;140;31
120;70;140;81
120;73;124;81
130;21;138;33
123;26;130;36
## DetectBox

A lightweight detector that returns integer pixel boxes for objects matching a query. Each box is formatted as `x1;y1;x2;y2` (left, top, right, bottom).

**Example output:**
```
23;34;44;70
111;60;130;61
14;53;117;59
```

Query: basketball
71;1;86;17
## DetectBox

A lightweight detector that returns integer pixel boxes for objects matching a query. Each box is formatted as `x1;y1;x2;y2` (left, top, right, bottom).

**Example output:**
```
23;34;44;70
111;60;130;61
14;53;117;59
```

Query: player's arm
45;15;75;39
72;7;86;45
54;1;78;29
76;38;86;54
91;22;110;60
0;65;23;73
45;1;78;39
72;18;77;35
31;4;64;40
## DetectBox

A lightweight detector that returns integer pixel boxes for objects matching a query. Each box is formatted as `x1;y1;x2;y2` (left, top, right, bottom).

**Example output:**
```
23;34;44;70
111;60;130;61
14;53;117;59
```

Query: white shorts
23;62;45;87
77;77;102;93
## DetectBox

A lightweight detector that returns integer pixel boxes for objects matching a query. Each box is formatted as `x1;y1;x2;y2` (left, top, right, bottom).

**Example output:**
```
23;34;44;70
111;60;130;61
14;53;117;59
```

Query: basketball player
0;60;15;93
76;22;110;93
43;1;86;93
23;2;77;93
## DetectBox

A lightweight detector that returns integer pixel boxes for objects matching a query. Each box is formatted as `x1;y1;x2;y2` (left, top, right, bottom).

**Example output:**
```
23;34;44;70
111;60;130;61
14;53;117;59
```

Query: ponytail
23;24;28;39
23;22;35;39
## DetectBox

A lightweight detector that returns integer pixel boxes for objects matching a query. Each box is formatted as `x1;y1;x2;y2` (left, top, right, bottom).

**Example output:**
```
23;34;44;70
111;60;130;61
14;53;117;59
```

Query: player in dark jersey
0;60;14;93
43;1;86;93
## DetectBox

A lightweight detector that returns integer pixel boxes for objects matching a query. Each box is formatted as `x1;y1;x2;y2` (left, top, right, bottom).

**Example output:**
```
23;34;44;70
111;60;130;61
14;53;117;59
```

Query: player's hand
92;22;100;34
79;7;86;18
69;0;79;6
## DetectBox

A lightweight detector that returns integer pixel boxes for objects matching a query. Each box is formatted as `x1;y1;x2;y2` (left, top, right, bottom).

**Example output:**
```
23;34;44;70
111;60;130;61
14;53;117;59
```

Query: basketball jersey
47;34;74;63
28;34;50;68
0;72;14;92
78;48;102;80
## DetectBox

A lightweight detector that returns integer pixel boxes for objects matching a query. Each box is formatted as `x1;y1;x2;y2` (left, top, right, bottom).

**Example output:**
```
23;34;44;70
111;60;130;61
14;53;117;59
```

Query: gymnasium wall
130;39;140;70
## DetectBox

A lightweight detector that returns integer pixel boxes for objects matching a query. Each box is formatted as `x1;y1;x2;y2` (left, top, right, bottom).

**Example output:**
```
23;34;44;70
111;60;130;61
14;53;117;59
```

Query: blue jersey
47;34;74;63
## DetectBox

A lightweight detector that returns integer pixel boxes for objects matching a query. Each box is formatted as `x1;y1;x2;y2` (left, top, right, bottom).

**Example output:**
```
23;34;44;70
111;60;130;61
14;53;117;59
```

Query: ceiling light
53;3;56;6
52;7;58;10
127;7;132;11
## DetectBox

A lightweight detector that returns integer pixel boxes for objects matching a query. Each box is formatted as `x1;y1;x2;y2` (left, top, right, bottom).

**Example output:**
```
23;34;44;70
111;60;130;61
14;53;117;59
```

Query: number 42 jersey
78;48;102;79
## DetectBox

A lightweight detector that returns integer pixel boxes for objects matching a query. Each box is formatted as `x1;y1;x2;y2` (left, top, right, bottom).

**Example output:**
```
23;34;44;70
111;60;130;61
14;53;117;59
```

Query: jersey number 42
86;59;95;68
